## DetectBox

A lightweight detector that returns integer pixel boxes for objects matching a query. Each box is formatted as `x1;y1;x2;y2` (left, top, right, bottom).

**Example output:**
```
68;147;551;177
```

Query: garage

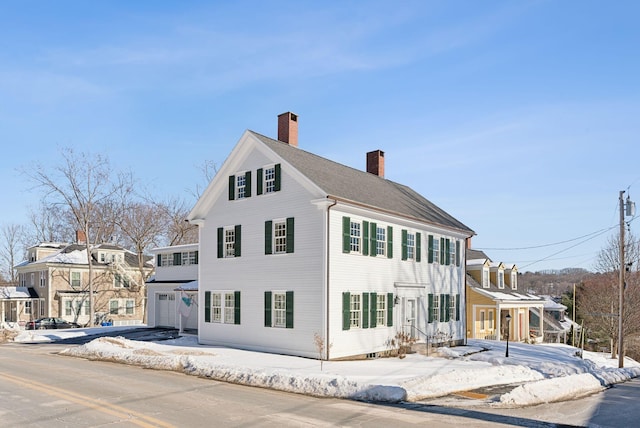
155;293;176;327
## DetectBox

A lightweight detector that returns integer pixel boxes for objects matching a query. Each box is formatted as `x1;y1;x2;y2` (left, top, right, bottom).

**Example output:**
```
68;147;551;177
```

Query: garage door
156;293;176;327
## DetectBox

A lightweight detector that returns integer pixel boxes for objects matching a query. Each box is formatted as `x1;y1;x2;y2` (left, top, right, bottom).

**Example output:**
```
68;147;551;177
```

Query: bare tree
579;232;640;358
24;148;133;326
27;204;74;244
116;201;164;322
158;198;198;246
0;224;26;284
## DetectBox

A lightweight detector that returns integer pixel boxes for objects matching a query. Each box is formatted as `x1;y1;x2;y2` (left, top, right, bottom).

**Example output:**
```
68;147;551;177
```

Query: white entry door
156;293;176;327
405;298;417;338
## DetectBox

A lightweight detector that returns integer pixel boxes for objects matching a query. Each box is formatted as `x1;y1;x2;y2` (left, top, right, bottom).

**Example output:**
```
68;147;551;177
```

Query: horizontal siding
328;207;467;359
198;147;326;357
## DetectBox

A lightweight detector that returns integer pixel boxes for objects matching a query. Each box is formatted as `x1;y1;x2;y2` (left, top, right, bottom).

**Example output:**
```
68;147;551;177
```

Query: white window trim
350;294;361;328
70;271;81;288
272;291;287;328
376;293;387;326
432;293;441;322
273;220;287;254
406;232;415;260
433;238;440;264
264;165;276;194
236;172;248;199
349;221;362;254
376;226;386;257
210;291;236;324
224;227;236;258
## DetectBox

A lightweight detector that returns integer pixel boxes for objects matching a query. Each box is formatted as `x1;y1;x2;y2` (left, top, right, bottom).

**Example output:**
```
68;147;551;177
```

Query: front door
406;298;416;338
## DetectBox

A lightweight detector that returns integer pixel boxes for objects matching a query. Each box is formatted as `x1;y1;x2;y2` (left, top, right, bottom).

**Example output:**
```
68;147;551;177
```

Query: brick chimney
278;112;298;147
366;150;385;177
76;230;87;245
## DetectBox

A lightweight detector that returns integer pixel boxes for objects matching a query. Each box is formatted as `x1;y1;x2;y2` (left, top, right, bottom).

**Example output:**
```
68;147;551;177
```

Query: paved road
1;339;638;427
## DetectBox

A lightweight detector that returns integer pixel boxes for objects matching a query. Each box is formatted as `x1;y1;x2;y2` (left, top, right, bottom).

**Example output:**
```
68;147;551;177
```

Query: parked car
25;317;80;330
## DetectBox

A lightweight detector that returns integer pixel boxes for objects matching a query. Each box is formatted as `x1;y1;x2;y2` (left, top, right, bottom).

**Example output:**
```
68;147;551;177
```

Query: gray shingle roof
251;131;474;234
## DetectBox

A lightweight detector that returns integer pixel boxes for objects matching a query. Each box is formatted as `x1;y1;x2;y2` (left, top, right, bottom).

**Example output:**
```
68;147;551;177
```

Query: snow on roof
174;281;198;291
466;259;487;266
33;249;89;265
0;287;33;299
151;243;199;254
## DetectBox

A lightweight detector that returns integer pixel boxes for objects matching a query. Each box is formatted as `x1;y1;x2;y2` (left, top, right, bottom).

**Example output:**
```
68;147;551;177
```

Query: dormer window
498;271;505;289
482;268;489;288
511;272;517;290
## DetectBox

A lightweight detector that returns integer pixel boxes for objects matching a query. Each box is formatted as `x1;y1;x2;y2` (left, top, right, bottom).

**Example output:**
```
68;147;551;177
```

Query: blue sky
1;1;639;272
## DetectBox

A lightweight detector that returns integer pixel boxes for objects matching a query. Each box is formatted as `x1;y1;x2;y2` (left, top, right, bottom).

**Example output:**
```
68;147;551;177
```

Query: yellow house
466;250;544;343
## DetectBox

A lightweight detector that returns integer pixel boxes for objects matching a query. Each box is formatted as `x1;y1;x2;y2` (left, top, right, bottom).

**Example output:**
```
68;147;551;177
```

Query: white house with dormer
187;112;475;360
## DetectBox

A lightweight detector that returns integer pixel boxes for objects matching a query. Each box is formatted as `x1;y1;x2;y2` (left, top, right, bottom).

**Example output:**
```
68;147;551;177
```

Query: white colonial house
146;243;198;331
187;112;475;359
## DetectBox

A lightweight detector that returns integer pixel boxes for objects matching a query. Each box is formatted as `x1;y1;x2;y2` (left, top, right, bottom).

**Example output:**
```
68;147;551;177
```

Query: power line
476;225;617;251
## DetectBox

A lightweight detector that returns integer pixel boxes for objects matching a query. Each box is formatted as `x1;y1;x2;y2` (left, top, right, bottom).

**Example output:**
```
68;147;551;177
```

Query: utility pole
618;191;635;368
618;190;625;369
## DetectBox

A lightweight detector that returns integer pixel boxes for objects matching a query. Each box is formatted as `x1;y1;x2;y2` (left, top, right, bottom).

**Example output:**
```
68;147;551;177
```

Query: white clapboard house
187;112;474;359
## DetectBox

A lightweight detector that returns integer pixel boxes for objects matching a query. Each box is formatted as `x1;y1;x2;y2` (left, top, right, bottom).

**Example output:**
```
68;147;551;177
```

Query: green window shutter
428;294;434;323
387;293;394;326
234;291;241;325
445;239;451;265
387;226;393;258
456;240;461;267
445;295;451;322
285;291;294;329
428;235;434;263
257;168;263;195
156;254;161;267
245;171;252;197
286;217;295;253
234;225;242;257
274;164;281;191
440;238;445;264
217;228;223;258
205;291;211;323
370;222;377;257
228;175;235;200
369;293;377;328
362;221;369;256
342;292;351;330
264;291;272;327
401;229;408;260
455;294;461;321
416;232;422;262
173;252;182;266
265;221;273;255
194;251;199;265
440;294;446;321
362;292;369;329
342;216;351;253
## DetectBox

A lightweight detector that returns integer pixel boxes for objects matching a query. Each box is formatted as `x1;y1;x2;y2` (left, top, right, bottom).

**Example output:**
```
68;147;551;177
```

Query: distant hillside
519;268;592;296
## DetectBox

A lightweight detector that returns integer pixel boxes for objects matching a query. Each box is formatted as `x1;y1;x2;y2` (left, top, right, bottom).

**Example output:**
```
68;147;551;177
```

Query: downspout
326;198;338;360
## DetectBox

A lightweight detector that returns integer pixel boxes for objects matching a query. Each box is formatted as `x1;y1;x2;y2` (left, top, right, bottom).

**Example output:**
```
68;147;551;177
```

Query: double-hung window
498;271;505;289
205;291;241;324
264;291;293;328
350;221;361;253
161;253;174;266
482;268;489;288
376;226;386;256
125;299;135;315
265;218;294;254
218;225;242;258
39;271;45;287
257;164;281;195
376;294;387;326
350;294;361;328
109;300;119;315
406;232;415;260
511;272;518;290
224;293;235;324
431;294;440;322
228;171;251;200
402;230;421;261
432;238;440;264
264;166;276;193
448;295;457;321
71;271;81;288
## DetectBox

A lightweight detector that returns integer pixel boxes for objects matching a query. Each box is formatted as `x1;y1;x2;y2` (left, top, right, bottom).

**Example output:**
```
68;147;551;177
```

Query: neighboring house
14;234;153;326
530;296;575;343
0;286;41;326
466;248;545;343
146;243;198;331
187;112;475;360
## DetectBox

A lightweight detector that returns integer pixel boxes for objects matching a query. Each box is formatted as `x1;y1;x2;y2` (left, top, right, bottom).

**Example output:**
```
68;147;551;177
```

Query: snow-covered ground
11;327;640;407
